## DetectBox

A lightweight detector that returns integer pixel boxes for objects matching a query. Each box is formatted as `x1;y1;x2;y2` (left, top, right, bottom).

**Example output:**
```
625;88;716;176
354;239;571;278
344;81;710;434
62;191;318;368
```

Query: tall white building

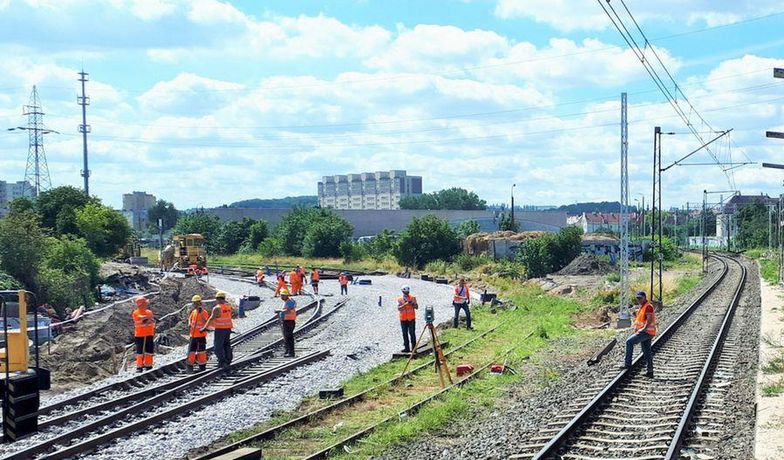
0;180;34;217
318;170;423;210
122;191;157;231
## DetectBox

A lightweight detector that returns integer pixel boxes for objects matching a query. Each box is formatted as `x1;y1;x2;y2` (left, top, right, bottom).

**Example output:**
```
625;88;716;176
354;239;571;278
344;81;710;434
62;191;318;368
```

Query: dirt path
756;273;784;460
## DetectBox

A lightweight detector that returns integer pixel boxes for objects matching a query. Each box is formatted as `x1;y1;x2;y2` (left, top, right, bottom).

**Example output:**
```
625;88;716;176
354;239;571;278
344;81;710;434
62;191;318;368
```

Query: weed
763;355;784;374
606;272;621;283
762;379;784;397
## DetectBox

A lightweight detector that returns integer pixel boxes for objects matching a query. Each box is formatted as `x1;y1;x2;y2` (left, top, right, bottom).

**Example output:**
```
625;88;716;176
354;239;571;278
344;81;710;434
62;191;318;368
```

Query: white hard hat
401;285;410;293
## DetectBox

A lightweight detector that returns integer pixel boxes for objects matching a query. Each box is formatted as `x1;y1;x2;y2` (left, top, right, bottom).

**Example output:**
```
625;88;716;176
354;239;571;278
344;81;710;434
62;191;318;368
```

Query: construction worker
310;268;320;295
290;268;301;296
255;268;265;286
397;285;418;353
622;291;657;378
131;296;155;373
339;272;349;295
275;272;287;297
277;289;297;357
201;291;234;369
187;295;209;373
452;278;473;330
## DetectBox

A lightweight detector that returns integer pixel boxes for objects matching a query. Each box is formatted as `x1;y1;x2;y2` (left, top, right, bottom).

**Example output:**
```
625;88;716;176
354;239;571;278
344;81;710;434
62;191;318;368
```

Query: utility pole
618;93;631;327
8;86;57;197
702;191;707;272
510;184;516;231
650;127;663;306
78;70;91;195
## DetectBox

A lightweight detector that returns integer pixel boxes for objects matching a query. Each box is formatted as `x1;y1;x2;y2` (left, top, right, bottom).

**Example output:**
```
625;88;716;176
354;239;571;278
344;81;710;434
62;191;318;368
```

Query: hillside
229;196;318;208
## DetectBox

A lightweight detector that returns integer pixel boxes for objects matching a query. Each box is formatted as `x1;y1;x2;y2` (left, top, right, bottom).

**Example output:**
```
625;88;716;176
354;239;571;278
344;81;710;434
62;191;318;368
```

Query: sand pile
556;253;612;276
41;277;215;390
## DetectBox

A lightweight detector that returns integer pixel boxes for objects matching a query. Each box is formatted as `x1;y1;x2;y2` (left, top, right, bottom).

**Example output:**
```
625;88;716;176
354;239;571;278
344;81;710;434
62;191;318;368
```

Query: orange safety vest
189;308;210;338
339;275;348;286
397;295;417;321
633;301;657;336
290;271;300;284
282;298;297;321
453;285;470;303
311;270;320;282
212;302;234;330
132;308;155;337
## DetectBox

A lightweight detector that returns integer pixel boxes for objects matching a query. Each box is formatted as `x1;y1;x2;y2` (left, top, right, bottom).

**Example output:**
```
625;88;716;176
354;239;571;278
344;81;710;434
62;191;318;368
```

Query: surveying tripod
400;308;453;388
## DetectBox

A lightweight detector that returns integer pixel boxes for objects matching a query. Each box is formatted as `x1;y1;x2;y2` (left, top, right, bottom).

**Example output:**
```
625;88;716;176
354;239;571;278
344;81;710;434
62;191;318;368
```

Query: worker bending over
202;291;234;369
339;272;349;295
255;268;265;286
310;268;320;295
187;295;209;372
132;296;155;373
621;291;657;378
397;285;418;353
278;290;297;357
275;272;287;297
452;278;472;330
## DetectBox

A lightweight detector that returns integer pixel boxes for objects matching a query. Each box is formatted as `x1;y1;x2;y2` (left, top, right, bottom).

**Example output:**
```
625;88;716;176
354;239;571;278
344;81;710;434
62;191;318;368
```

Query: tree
457;220;481;239
734;199;768;250
0;212;49;288
395;215;461;268
171;212;223;253
7;197;36;216
42;236;100;287
400;188;486;210
302;214;353;258
365;229;397;261
497;212;519;232
147;199;179;232
276;207;315;256
75;202;133;258
243;220;269;251
516;226;583;278
36;186;94;230
215;219;253;254
38;236;100;315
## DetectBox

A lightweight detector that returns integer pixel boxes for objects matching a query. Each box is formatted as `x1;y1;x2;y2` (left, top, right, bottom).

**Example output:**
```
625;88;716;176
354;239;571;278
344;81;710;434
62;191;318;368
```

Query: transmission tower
23;86;53;197
618;93;631;327
78;70;91;195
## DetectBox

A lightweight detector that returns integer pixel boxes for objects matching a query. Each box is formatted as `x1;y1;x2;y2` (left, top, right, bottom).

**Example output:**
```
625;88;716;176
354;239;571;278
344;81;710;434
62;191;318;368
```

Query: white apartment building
122;191;157;231
318;170;423;210
0;180;33;217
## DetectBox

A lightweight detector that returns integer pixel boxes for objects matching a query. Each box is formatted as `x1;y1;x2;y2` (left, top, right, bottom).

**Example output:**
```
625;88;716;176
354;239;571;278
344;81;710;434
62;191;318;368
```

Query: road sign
767;131;784;139
775;68;784;79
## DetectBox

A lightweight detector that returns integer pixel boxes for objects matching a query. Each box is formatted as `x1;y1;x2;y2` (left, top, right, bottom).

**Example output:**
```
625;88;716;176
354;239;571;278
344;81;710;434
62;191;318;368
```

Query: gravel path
379;259;730;460
24;275;459;460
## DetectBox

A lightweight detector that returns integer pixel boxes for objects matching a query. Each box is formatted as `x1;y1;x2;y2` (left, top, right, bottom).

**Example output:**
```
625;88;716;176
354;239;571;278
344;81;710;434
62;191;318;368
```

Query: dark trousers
214;329;233;368
282;320;296;356
453;302;472;328
340;284;348;295
625;332;654;373
400;320;417;351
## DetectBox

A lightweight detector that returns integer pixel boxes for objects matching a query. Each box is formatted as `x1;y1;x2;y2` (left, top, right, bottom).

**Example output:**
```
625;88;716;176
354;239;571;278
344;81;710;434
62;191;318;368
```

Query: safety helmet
280;289;290;296
215;291;227;299
191;295;202;303
401;285;410;293
135;296;149;308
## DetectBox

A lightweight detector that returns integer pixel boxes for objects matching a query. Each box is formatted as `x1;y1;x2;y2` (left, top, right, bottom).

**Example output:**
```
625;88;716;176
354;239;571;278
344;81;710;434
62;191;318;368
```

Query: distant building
572;212;621;233
318;170;423;210
0;180;34;217
715;194;777;249
122;191;156;231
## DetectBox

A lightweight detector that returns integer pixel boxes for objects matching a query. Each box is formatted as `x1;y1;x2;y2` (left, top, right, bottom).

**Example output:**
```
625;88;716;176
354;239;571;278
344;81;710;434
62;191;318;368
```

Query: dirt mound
41;277;215;391
556;254;612;276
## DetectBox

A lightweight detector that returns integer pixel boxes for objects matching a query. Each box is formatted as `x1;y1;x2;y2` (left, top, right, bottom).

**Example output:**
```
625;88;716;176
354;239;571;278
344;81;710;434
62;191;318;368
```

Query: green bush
0;212;48;288
516;226;583;278
37;267;93;316
75;202;133;258
258;237;284;257
0;272;23;290
276;208;353;257
340;241;366;264
454;253;493;271
493;259;526;279
364;230;397;261
42;236;100;287
395;215;461;269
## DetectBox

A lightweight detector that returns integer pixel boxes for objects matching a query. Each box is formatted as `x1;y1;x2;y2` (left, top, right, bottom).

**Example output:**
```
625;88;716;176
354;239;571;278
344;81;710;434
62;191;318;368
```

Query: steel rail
664;255;746;459
2;299;346;460
530;254;732;459
194;325;501;460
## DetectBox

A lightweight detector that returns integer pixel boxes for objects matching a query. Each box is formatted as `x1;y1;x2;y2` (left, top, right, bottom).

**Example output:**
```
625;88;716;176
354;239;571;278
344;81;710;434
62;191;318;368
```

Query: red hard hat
135;297;149;308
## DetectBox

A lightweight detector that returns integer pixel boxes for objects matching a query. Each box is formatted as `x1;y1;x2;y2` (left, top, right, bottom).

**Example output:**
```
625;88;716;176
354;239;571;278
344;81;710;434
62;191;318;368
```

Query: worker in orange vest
289;269;301;295
187;295;210;373
310;268;321;295
277;289;298;357
131;296;155;373
397;285;419;353
622;291;657;377
338;272;349;295
452;278;472;330
201;291;234;369
275;272;287;297
255;268;265;286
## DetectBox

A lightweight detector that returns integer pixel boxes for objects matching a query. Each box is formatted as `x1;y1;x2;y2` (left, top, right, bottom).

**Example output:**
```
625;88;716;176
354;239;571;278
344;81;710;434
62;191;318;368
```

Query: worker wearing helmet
338;272;349;295
131;296;155;373
255;268;265;287
201;291;235;369
397;286;418;353
187;295;210;372
275;272;288;297
310;268;321;295
277;289;297;357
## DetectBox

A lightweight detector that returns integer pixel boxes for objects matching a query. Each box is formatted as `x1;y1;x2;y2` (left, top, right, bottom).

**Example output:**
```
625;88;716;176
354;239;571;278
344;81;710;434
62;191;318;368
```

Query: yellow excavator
161;234;208;276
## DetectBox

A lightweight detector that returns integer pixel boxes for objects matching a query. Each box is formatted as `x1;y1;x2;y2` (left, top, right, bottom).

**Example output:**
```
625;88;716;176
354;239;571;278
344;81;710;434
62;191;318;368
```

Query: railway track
510;253;747;460
1;296;346;460
193;325;509;460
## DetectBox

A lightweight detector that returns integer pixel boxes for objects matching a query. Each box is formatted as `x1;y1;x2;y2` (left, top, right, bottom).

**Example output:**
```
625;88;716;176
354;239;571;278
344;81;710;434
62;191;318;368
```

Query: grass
760;258;780;284
763;355;784;374
762;379;784;397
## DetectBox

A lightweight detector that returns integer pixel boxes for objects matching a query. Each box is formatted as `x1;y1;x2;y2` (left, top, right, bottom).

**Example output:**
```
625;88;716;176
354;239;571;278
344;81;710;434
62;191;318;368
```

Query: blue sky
0;0;783;209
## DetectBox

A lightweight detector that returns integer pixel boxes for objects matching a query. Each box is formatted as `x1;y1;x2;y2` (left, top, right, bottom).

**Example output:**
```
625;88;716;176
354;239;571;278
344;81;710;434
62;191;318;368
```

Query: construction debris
464;231;545;258
556;253;612;276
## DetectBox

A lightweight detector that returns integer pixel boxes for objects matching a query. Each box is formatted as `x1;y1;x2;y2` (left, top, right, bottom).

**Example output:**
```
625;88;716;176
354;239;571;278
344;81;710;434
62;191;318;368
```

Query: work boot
401;348;411;353
136;367;144;374
144;366;153;372
645;371;655;378
186;365;194;374
199;365;207;372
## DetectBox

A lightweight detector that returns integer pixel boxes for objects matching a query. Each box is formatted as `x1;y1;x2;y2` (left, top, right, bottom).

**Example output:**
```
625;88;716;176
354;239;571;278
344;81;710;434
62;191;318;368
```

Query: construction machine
161;234;208;276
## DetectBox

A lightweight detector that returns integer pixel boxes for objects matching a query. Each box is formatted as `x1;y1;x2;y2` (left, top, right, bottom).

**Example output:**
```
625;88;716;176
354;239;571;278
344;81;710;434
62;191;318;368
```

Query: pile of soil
464;231;546;256
556;253;612;276
41;277;215;391
99;261;152;291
